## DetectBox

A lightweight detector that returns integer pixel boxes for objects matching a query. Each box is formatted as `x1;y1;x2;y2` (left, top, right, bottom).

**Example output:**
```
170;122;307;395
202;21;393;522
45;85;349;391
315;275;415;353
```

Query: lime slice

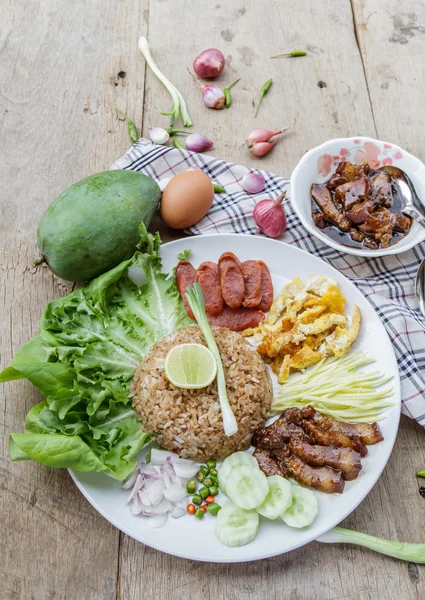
164;343;217;389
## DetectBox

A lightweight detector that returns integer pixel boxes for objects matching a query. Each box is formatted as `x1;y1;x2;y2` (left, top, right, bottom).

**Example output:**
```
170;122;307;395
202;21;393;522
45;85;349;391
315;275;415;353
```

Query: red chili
200;505;207;512
187;503;196;515
205;495;215;504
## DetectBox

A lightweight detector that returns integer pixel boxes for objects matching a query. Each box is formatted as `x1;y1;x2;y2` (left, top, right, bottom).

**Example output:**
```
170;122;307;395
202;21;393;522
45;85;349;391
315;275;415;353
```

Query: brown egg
160;171;214;229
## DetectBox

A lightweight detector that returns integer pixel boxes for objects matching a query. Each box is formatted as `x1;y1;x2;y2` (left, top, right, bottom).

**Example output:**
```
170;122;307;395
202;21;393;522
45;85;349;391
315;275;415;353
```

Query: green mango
37;170;161;281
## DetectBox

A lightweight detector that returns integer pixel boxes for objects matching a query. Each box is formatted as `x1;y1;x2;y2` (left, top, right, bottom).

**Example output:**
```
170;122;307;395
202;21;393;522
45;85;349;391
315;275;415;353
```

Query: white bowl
290;136;425;256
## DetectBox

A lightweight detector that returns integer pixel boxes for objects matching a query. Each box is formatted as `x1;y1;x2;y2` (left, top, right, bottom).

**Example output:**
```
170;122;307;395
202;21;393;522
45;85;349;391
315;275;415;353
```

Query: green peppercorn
186;479;197;494
192;494;202;505
206;502;222;515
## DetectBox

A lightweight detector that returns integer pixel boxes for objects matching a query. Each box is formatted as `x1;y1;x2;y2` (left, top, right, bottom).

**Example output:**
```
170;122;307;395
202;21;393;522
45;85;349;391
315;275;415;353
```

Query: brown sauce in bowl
310;161;412;250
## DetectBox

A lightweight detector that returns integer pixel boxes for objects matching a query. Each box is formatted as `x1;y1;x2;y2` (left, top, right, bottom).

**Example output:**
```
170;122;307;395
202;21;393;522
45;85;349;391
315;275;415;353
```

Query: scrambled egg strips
243;275;361;383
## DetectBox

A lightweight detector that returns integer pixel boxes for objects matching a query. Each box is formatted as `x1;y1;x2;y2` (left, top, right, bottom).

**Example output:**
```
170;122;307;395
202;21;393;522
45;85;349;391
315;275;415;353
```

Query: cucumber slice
282;484;319;528
256;475;293;520
215;500;259;547
218;452;258;494
225;464;269;510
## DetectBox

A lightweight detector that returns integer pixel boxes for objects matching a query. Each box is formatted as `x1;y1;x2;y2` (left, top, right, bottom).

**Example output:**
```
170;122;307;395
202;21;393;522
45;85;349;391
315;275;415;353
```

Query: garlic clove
149;127;170;145
240;172;266;194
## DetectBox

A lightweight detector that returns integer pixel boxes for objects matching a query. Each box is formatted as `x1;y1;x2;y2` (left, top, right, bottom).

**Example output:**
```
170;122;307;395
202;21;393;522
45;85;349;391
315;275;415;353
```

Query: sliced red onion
173;462;198;478
127;474;144;503
130;494;144;515
171;505;186;519
147;480;165;506
122;470;139;490
150;449;175;465
140;464;160;476
148;514;168;528
142;498;172;515
163;484;188;503
241;172;266;194
139;488;153;507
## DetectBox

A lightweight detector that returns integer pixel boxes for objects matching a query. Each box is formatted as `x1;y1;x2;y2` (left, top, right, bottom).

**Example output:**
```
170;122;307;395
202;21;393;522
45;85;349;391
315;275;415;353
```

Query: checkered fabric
112;139;425;427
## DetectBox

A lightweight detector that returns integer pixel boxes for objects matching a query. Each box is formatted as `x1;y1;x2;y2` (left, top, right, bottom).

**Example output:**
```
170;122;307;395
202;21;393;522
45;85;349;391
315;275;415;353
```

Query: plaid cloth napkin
112;139;425;428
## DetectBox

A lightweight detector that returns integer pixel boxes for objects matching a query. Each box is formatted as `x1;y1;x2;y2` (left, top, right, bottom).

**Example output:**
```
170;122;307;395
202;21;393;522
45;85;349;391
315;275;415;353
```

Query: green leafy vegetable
185;283;237;436
177;249;192;261
1;225;192;479
271;351;394;422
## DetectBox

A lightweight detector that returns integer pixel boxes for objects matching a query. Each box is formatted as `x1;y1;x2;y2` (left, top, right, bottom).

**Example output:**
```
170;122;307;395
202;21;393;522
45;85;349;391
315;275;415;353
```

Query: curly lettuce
1;226;191;480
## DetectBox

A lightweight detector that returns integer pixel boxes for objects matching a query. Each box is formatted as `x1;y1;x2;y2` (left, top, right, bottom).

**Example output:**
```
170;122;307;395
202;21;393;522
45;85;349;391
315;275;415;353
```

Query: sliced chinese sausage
257;261;274;311
195;261;223;316
241;260;262;308
175;261;196;320
218;252;245;308
208;306;264;331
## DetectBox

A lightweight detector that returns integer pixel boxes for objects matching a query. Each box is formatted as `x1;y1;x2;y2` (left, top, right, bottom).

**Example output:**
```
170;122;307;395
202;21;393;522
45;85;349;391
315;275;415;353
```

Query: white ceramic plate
290;136;425;257
70;234;401;563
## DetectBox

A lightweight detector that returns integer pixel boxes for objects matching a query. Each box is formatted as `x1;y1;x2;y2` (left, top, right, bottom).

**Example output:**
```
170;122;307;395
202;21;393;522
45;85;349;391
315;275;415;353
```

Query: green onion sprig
186;283;238;436
138;37;192;128
320;527;425;563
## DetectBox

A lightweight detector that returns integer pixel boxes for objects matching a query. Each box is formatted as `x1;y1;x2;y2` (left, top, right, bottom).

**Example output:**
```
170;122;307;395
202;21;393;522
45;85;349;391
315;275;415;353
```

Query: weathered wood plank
352;0;425;160
0;1;148;598
140;0;375;177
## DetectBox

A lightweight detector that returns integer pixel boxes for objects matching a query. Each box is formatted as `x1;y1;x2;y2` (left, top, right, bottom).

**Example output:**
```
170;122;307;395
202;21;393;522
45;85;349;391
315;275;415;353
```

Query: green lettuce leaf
1;225;191;479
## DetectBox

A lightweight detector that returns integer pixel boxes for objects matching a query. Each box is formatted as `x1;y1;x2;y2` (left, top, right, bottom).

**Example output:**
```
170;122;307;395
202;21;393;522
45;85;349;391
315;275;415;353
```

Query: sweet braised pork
310;161;413;249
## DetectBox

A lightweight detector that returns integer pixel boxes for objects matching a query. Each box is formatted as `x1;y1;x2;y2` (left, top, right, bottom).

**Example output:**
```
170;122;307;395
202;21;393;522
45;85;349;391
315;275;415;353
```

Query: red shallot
188;68;225;109
193;48;225;78
253;192;287;238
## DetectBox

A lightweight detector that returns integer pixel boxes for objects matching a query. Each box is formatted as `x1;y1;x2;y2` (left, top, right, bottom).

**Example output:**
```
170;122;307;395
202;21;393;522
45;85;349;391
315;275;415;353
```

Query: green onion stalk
319;527;425;563
416;470;425;477
186;283;238;436
138;37;192;128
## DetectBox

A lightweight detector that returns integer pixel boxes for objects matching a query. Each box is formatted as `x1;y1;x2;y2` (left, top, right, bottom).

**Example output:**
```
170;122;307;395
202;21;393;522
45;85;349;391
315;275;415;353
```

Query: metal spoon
380;165;425;228
415;258;425;318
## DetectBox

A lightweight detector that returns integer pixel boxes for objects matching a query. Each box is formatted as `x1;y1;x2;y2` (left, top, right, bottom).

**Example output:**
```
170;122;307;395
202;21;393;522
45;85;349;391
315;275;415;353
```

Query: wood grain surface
1;1;424;599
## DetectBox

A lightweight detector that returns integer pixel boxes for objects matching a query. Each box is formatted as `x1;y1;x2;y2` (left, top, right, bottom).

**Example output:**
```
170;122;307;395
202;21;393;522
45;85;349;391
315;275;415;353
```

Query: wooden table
1;1;425;598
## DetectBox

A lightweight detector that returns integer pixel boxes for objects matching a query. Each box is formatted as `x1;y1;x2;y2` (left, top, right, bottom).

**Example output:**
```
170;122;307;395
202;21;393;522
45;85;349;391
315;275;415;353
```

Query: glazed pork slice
328;161;370;188
335;175;371;211
253;448;287;477
369;169;392;206
359;208;394;247
301;419;367;457
311;184;351;231
252;418;313;449
287;437;362;481
272;447;345;494
301;406;383;445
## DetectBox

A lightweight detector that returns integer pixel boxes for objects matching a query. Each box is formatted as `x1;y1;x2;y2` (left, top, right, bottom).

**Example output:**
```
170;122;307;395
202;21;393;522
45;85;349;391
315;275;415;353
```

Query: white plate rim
69;233;401;563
